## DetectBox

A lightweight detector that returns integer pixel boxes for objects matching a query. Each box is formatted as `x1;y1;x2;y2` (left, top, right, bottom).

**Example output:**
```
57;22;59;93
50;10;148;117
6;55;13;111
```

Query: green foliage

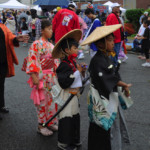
130;34;137;37
145;9;150;16
124;20;130;23
125;9;144;32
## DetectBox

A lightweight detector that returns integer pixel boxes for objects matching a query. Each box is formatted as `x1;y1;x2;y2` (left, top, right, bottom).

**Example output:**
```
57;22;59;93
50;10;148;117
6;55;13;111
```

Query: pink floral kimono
26;37;59;126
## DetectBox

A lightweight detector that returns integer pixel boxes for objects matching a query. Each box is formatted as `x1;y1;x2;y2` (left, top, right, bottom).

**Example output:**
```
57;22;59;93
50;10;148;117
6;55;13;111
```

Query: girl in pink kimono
26;20;59;136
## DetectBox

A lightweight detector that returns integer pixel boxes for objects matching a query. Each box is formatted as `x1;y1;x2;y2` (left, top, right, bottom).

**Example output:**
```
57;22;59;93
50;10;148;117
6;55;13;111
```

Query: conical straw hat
81;24;122;46
52;29;82;59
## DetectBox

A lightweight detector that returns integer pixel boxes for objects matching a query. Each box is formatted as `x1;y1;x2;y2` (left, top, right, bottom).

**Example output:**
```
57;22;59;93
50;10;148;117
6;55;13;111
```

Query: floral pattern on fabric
26;37;59;125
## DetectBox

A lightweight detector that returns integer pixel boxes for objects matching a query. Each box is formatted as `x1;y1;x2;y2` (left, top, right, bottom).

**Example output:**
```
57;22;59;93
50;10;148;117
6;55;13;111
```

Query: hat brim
52;29;82;58
81;24;122;46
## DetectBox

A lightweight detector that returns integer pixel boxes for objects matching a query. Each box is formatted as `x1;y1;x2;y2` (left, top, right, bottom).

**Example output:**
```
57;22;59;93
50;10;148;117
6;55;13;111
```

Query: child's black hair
21;17;26;21
143;20;150;26
61;38;79;52
94;33;114;48
85;8;94;15
41;19;52;30
142;16;148;24
76;9;81;15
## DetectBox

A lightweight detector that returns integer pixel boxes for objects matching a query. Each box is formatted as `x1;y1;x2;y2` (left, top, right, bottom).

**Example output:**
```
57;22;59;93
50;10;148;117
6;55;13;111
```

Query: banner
93;4;108;13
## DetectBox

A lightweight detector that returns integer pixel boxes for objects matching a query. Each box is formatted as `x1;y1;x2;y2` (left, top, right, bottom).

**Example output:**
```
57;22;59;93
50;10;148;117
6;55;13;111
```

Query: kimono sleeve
90;57;120;98
26;41;40;74
56;62;75;89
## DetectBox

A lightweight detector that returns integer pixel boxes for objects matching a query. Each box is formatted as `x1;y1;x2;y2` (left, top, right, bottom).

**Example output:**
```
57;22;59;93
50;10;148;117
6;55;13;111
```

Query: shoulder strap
62;60;76;72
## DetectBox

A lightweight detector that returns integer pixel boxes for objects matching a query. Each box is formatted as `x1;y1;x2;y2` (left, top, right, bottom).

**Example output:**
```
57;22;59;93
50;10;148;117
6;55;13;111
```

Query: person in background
83;13;92;34
18;10;28;26
84;8;102;58
87;2;93;9
101;17;106;26
137;20;150;67
133;17;147;58
0;22;29;120
95;11;100;20
117;10;128;62
76;9;87;59
148;16;150;28
35;15;48;40
52;1;80;43
30;9;38;41
0;13;3;23
118;10;124;26
12;10;19;35
139;12;148;25
2;10;6;24
5;13;16;34
106;3;124;66
20;17;28;46
26;11;32;39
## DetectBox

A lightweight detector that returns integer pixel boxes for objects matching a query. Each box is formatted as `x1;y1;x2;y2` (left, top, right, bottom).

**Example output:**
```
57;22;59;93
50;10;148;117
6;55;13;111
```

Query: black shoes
0;107;9;113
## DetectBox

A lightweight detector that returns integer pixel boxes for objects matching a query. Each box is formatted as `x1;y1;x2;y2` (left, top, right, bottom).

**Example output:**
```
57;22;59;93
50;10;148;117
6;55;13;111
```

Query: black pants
0;77;5;109
88;122;111;150
58;114;80;145
143;48;149;59
0;62;7;109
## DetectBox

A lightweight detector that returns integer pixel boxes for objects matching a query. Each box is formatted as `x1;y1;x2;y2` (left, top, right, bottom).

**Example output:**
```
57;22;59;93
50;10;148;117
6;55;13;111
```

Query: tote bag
88;85;119;131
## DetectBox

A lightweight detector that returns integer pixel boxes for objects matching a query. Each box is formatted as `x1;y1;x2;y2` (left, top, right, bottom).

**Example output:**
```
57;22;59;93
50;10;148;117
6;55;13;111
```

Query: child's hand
137;37;141;40
123;84;132;97
69;88;80;95
77;64;82;73
80;63;87;72
31;73;39;89
80;63;87;77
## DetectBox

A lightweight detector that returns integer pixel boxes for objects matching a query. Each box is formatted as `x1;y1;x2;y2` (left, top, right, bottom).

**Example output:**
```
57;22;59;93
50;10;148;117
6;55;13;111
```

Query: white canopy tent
103;1;126;14
32;5;42;15
103;1;114;7
0;0;29;9
32;5;42;12
103;1;114;13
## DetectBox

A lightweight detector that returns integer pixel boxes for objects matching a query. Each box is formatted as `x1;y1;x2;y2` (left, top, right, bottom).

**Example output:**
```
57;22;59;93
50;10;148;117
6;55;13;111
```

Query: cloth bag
51;78;65;107
88;85;119;131
118;87;133;110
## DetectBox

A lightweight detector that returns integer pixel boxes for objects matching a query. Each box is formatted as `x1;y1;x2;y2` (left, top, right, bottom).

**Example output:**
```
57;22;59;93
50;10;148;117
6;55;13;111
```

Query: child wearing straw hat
52;29;87;150
81;24;131;150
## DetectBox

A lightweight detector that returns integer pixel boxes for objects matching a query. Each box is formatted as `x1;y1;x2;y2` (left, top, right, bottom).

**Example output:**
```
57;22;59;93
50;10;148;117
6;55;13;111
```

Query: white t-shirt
138;24;145;36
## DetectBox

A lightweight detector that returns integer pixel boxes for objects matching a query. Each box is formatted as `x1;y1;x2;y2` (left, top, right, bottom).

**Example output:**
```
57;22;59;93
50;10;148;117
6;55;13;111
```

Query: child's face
143;23;148;28
21;19;25;22
65;45;78;55
42;25;53;39
86;13;93;19
102;21;106;25
106;35;115;52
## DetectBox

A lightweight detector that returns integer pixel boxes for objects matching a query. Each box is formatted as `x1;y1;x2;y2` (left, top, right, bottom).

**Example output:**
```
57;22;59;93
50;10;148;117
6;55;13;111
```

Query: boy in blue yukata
84;8;102;58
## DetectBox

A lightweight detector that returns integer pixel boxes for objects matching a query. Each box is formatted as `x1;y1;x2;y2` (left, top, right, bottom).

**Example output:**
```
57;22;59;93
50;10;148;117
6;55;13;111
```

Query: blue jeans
111;42;121;66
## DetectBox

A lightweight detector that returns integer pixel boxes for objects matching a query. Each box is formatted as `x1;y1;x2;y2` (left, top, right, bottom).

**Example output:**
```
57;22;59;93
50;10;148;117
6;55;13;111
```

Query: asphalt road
0;44;150;150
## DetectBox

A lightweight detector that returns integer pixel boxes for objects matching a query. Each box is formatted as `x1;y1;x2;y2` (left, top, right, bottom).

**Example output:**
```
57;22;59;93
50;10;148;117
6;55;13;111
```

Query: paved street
0;44;150;150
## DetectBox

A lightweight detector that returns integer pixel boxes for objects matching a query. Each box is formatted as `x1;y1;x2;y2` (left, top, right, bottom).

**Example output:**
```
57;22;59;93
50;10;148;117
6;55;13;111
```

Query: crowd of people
0;1;150;150
133;12;150;67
